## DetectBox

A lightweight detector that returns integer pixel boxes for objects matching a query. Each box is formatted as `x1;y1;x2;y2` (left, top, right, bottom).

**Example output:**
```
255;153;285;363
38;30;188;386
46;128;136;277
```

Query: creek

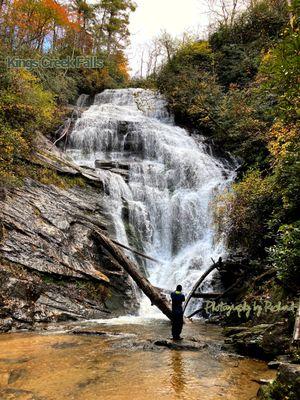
0;319;275;400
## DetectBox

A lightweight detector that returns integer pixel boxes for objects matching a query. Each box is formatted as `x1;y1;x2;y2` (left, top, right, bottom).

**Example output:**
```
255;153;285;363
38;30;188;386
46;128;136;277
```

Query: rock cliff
0;136;139;331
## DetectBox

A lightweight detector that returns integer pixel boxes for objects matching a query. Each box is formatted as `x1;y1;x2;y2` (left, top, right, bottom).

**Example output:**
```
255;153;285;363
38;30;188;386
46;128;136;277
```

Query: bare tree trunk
140;49;144;78
52;26;57;50
293;299;300;342
95;230;173;320
0;0;5;15
286;0;294;28
229;0;238;27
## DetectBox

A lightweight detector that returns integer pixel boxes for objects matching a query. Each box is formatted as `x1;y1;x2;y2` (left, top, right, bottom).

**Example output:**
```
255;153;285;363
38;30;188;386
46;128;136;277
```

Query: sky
127;0;212;76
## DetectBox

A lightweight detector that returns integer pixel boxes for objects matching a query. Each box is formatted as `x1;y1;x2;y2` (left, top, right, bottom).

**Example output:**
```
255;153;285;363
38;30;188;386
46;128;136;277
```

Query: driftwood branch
183;260;219;314
51;105;86;151
95;230;172;320
51;118;72;150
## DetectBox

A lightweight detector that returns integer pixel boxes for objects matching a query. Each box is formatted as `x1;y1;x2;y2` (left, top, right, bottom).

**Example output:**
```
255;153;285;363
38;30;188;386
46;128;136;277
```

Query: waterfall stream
66;88;235;316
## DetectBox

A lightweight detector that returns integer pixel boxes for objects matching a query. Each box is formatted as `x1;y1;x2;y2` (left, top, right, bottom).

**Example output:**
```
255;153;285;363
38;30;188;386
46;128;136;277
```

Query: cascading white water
66;88;235;317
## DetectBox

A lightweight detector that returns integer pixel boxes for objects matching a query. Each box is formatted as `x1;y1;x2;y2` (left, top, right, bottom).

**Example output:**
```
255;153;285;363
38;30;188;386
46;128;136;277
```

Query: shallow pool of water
0;319;274;400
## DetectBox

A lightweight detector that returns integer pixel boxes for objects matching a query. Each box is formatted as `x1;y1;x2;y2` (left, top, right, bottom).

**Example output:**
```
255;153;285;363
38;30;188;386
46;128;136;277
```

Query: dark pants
171;312;183;339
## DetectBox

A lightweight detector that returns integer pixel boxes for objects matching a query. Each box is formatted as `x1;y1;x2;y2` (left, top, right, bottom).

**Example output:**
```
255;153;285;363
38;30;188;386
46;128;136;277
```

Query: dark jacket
171;291;185;314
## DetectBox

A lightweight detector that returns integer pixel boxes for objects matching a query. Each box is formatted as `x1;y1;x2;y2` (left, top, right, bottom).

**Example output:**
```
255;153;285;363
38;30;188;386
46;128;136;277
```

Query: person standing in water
171;285;185;340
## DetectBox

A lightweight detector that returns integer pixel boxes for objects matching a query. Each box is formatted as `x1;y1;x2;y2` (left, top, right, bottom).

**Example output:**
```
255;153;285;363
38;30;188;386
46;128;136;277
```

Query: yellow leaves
113;51;129;80
179;40;212;58
0;125;29;185
268;121;299;164
190;41;211;55
261;50;273;64
0;127;28;162
18;68;37;84
0;66;56;185
7;68;56;127
233;170;271;199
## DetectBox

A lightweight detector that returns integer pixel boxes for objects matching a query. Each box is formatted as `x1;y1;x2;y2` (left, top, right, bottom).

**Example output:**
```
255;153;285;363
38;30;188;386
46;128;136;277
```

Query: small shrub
268;222;300;288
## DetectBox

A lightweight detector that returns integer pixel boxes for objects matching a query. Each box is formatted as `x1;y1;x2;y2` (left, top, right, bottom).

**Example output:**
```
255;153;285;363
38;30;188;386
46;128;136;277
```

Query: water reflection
0;321;276;400
170;350;186;397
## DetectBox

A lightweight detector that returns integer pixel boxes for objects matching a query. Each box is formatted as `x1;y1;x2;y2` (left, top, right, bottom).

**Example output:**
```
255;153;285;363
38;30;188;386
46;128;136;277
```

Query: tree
69;0;94;53
2;0;75;51
208;0;289;87
204;0;249;27
137;31;192;78
94;0;136;54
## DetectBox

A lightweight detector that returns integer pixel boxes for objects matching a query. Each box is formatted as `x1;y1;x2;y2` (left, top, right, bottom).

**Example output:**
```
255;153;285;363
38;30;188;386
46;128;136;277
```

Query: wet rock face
0;180;139;331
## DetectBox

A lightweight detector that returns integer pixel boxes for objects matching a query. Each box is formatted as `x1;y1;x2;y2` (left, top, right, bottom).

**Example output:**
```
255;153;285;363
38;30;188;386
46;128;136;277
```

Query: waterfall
66;88;235;316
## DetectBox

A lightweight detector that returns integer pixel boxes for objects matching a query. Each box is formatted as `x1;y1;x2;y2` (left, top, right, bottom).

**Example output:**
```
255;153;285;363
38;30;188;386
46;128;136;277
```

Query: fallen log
155;286;172;295
110;238;160;264
187;276;245;319
191;292;223;299
94;230;173;320
183;260;219;314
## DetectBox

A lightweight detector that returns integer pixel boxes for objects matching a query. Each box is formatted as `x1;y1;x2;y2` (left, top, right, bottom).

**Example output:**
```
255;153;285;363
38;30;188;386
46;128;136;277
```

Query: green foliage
157;41;271;166
0;68;55;130
0;61;87;186
259;16;300;122
215;171;276;255
210;0;288;87
94;0;137;53
34;64;80;105
268;122;300;225
130;75;157;90
157;41;219;130
268;222;300;288
216;84;270;166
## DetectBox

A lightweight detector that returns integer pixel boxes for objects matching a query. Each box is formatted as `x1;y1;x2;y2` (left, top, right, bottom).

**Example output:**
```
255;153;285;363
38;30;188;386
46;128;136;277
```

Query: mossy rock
258;363;300;400
226;323;290;359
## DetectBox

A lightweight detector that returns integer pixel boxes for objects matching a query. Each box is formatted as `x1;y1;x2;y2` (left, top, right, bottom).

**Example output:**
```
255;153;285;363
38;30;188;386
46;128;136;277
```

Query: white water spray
66;88;234;317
